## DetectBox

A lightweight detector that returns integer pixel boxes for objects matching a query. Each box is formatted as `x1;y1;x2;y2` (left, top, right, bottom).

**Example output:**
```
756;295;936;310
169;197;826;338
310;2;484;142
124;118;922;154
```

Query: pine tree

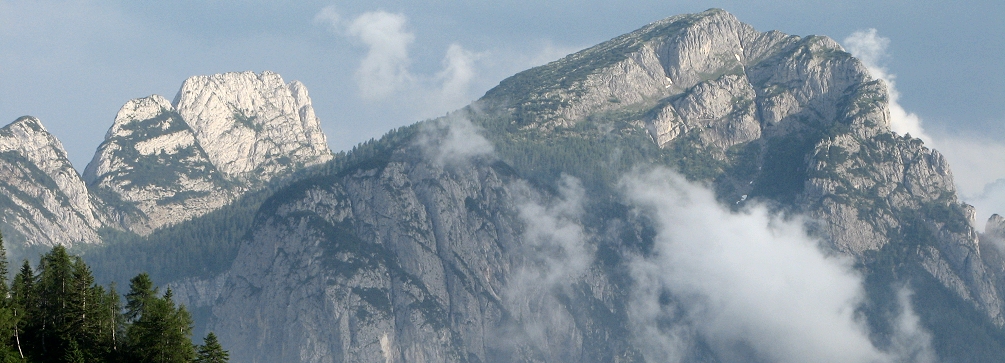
125;273;156;322
10;260;34;360
195;332;229;363
0;234;20;361
127;288;195;363
35;245;75;361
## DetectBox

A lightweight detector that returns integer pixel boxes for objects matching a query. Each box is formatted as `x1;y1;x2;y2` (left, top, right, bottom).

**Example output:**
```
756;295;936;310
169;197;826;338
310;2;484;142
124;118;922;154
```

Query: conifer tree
125;273;155;323
10;260;34;360
127;287;195;363
195;332;229;363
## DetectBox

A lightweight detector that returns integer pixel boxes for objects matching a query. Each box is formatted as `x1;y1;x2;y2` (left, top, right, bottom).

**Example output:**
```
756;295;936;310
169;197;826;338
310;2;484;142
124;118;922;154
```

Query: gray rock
0;116;104;250
83;95;237;235
173;71;332;184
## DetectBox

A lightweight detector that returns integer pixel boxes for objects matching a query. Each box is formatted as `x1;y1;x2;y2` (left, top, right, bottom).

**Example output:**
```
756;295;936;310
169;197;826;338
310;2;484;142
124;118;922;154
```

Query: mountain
0;117;106;253
82;95;237;235
84;71;332;235
4;8;1005;363
180;9;1005;363
0;71;332;249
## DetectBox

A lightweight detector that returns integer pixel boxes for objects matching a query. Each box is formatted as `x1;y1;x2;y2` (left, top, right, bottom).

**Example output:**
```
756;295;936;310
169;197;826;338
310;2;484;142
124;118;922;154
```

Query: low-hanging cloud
620;168;935;363
497;174;593;355
844;29;932;144
415;113;494;166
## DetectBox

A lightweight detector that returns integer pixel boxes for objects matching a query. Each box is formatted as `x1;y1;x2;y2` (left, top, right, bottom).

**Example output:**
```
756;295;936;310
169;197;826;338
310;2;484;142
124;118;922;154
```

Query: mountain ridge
2;8;1005;363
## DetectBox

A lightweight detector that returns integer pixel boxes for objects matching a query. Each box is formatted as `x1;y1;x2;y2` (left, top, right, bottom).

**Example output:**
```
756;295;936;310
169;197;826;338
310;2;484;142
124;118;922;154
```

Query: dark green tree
124;273;155;323
195;332;228;363
126;288;195;363
10;260;34;360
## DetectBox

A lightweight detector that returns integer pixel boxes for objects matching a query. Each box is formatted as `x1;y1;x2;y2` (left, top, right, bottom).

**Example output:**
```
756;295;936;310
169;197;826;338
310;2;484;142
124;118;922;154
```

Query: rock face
1;71;331;246
83;71;332;235
210;139;518;363
0;117;104;248
198;9;1005;363
83;95;236;235
486;8;1005;326
173;71;332;183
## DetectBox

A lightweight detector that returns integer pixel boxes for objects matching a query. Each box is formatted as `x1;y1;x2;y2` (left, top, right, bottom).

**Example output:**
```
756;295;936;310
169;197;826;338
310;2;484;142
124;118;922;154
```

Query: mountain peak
0;116;102;248
173;71;332;182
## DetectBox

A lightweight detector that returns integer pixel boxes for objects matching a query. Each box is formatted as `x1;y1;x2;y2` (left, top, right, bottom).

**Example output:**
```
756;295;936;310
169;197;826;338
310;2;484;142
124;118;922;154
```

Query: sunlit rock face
83;95;237;235
0;116;103;248
173;71;332;184
82;71;333;235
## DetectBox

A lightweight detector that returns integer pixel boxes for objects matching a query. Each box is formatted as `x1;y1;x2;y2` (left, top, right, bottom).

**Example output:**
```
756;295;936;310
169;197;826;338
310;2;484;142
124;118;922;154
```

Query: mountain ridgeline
2;8;1005;363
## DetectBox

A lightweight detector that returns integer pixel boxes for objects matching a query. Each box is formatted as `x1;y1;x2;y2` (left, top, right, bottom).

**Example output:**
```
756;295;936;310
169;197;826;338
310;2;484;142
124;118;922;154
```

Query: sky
2;0;1004;220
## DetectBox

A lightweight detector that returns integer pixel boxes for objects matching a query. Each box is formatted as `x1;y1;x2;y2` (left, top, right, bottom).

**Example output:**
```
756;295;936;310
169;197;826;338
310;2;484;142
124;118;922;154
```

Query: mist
620;168;935;363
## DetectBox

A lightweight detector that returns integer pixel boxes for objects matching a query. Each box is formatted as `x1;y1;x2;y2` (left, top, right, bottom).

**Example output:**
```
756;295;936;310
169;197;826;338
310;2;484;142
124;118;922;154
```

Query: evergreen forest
0;233;228;363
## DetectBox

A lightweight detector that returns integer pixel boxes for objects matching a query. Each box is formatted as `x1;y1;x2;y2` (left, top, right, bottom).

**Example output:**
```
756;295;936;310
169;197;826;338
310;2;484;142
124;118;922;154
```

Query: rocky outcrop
173;71;332;183
83;95;236;235
83;72;333;235
0;117;103;248
210;142;525;363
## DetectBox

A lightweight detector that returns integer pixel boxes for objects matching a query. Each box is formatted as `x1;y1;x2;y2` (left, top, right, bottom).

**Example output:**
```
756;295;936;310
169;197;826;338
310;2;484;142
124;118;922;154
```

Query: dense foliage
0;232;227;363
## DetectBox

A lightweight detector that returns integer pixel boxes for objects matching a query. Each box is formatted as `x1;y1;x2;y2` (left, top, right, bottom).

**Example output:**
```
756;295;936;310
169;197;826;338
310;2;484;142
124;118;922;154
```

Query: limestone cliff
173;71;332;184
83;95;237;235
0;117;103;248
83;72;333;235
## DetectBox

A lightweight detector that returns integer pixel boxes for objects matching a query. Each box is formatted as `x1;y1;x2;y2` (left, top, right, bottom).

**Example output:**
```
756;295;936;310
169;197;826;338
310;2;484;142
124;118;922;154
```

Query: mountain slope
194;9;1005;363
83;95;237;235
0;117;104;251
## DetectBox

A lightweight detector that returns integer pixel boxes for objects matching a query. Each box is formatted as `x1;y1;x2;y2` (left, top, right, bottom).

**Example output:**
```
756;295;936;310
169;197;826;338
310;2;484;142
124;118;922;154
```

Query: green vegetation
0;231;227;363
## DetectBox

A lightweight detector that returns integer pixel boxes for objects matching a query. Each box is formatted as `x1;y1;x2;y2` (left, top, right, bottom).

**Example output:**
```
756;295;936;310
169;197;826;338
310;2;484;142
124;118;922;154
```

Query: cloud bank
844;29;932;144
620;168;935;363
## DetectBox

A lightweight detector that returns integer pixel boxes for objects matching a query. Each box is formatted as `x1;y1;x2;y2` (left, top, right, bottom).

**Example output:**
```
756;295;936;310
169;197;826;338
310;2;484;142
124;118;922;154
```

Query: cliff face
81;71;333;235
198;9;1005;362
0;117;104;248
83;95;236;235
173;71;332;183
211;142;522;363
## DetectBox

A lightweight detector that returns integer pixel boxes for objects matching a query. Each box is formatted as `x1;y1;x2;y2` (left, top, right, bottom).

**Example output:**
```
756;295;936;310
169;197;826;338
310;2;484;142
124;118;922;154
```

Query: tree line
0;232;228;363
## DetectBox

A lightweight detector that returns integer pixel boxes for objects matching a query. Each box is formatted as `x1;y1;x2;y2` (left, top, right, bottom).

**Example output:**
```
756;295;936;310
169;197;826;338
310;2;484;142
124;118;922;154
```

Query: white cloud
933;135;1005;224
315;9;487;119
312;6;342;31
433;43;480;113
497;174;593;354
416;113;494;166
844;29;932;144
620;168;934;363
889;288;938;363
344;11;415;100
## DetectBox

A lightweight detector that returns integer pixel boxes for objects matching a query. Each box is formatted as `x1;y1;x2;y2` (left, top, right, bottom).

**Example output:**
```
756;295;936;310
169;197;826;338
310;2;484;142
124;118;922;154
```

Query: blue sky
2;0;1005;221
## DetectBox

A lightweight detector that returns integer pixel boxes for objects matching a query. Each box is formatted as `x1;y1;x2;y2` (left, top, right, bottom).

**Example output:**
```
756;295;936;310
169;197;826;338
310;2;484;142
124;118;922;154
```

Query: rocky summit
4;8;1005;363
0;117;105;250
1;71;332;246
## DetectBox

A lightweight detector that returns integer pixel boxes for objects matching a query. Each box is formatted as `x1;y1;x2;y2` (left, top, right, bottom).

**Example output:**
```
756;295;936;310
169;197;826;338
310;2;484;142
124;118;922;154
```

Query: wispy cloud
844;29;932;144
415;112;494;166
344;10;415;100
497;174;593;356
315;8;485;119
620;168;935;363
